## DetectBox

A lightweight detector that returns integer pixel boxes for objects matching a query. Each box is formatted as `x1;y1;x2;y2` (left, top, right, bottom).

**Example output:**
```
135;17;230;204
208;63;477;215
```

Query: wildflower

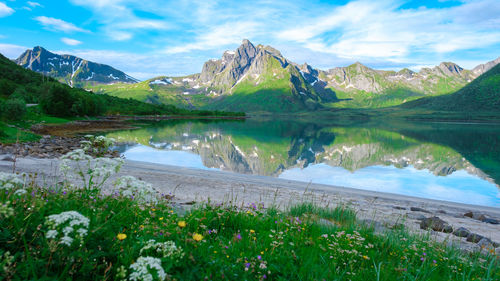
114;176;158;204
362;255;370;260
140;240;184;258
45;211;89;247
14;189;27;196
117;233;127;240
178;221;186;228
159;217;164;221
0;172;23;190
193;233;203;242
0;201;14;218
129;256;166;281
250;229;255;234
236;233;242;240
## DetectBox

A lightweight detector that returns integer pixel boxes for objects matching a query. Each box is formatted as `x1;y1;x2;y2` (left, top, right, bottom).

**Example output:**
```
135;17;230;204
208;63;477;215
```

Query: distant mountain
15;46;138;86
87;39;499;112
401;64;500;111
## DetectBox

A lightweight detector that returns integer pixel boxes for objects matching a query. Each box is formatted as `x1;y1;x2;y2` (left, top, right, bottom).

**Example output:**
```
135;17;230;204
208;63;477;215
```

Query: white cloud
69;0;173;41
0;43;27;59
278;0;500;62
61;37;82;46
165;21;260;54
27;1;43;8
34;16;90;33
0;2;14;17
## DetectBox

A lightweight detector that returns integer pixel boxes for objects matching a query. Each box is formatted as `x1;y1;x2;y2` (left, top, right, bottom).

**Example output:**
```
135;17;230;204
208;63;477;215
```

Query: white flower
46;230;58;239
140;240;184;259
0;172;23;190
60;236;74;246
13;189;27;196
59;149;123;190
0;201;14;218
45;211;89;247
114;176;158;204
129;256;165;281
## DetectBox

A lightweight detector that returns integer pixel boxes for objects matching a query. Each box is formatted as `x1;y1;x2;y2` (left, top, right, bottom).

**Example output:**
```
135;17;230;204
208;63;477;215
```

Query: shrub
3;98;26;120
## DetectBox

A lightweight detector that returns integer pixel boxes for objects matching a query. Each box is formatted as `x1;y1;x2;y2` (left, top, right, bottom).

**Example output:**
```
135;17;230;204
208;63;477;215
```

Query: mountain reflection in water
109;119;500;207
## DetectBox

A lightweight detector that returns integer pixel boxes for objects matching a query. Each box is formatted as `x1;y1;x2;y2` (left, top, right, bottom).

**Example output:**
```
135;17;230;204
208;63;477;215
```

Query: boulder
452;227;471;238
481;218;499;225
464;211;487;221
420;217;453;233
411;207;431;213
466;233;484;243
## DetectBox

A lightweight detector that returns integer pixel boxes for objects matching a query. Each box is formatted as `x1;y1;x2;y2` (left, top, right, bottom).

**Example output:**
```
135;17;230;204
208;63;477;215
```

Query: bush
3;98;26;120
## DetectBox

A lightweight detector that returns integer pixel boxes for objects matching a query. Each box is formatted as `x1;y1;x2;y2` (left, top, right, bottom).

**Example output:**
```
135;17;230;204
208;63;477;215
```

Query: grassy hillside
401;64;500;111
0;53;242;118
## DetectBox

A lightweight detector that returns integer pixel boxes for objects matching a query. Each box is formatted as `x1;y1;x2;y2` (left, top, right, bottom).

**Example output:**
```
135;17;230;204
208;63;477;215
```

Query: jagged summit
15;46;138;86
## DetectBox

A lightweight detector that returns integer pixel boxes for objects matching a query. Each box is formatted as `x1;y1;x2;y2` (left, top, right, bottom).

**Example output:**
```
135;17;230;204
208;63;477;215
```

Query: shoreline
1;156;499;253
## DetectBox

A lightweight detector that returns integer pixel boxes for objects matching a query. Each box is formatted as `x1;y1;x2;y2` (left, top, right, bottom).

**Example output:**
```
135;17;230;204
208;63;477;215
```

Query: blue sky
0;0;499;80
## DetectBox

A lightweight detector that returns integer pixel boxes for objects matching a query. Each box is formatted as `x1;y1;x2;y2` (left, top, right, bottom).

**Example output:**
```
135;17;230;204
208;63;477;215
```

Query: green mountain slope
87;40;499;112
401;64;500;111
0;53;241;118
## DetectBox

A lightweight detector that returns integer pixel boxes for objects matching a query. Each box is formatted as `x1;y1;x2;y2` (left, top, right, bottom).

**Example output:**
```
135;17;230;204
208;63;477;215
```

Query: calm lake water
107;118;500;207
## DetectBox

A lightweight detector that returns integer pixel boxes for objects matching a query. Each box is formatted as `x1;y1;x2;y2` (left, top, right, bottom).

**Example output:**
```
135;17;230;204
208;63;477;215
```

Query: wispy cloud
27;1;43;8
165;21;260;54
0;2;14;17
0;43;27;58
69;0;173;41
278;0;500;63
61;37;82;46
34;16;90;33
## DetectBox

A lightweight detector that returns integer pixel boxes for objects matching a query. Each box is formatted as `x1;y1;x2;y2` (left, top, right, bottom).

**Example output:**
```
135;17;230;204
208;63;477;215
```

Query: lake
107;118;500;207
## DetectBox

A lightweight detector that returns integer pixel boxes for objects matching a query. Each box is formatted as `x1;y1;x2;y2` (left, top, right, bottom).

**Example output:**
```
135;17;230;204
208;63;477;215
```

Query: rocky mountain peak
438;62;463;76
16;46;138;85
472;57;500;76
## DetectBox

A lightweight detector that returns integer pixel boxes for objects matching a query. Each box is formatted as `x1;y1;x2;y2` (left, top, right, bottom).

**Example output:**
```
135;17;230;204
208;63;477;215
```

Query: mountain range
15;46;138;87
13;41;500;113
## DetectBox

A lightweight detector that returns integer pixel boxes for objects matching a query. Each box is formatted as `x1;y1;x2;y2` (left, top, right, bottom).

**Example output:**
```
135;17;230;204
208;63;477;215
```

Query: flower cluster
114;176;158;204
319;230;373;274
140;240;184;259
81;135;116;156
60;149;123;190
0;201;14;218
129;256;166;281
0;172;23;190
45;211;90;247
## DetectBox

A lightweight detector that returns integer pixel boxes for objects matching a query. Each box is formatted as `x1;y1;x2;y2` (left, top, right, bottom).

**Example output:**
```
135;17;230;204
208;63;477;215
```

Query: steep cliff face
15;46;138;86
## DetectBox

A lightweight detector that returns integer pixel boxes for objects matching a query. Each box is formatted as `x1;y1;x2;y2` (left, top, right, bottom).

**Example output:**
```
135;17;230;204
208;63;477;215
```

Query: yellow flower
362;255;370;260
178;221;187;228
193;233;203;242
117;233;127;240
159;217;164;221
250;229;255;234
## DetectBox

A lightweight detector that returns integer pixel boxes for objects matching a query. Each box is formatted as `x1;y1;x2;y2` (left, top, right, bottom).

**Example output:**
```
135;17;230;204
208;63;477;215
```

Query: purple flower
423;252;426;256
420;257;425;261
433;260;437;264
236;233;242;240
257;255;261;260
263;274;267;279
245;262;251;268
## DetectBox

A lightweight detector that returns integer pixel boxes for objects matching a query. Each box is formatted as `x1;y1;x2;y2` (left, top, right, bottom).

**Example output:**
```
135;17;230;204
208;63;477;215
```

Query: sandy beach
1;156;499;253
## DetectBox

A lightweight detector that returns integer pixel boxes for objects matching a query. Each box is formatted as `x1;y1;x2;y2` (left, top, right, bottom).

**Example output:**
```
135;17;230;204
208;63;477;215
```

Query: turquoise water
109;119;500;207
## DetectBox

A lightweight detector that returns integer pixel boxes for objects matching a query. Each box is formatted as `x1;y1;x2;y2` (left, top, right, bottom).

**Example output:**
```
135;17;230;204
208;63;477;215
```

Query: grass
1;166;499;280
0;122;41;144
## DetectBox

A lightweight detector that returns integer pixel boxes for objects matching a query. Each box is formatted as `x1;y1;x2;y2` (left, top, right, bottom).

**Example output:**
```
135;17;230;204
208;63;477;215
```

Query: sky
0;0;499;80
